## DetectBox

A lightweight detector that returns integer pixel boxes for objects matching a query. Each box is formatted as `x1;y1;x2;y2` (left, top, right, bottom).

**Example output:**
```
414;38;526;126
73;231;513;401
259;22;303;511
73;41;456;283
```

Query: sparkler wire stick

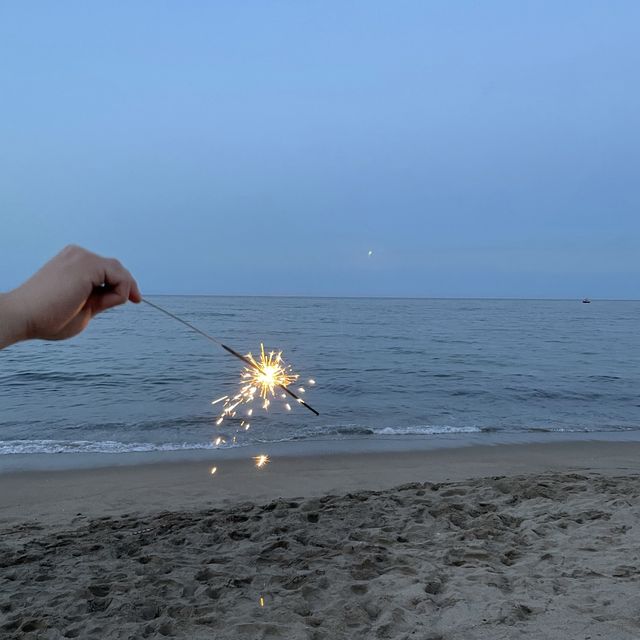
141;298;319;416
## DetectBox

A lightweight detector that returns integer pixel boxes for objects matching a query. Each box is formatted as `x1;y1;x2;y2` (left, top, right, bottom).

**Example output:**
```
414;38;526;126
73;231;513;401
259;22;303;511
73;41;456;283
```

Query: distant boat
582;298;591;304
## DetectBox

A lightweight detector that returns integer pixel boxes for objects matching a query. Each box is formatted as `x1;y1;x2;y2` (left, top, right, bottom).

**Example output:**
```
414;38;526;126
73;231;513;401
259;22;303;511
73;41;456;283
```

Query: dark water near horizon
1;297;639;464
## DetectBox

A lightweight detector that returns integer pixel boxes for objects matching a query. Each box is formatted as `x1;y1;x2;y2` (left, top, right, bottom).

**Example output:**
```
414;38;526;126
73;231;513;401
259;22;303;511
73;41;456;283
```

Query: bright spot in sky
368;250;373;256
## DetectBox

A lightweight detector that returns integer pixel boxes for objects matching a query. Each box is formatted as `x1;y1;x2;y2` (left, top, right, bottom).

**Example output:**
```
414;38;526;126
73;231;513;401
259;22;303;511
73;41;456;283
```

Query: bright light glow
214;344;299;427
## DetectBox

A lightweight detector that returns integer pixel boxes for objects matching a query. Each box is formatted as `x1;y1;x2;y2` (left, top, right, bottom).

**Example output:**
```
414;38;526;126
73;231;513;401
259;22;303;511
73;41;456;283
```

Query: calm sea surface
1;297;639;467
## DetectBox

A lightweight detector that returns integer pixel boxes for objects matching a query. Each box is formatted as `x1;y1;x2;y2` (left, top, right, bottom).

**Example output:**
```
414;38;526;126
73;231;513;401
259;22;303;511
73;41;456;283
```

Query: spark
254;454;270;468
308;379;316;385
211;396;228;406
215;343;302;427
210;466;217;475
298;386;305;393
368;250;373;256
285;403;291;411
259;596;265;607
248;344;297;399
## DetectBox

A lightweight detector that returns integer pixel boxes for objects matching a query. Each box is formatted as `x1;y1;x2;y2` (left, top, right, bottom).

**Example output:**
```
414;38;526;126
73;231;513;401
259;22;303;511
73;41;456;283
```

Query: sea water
1;297;639;468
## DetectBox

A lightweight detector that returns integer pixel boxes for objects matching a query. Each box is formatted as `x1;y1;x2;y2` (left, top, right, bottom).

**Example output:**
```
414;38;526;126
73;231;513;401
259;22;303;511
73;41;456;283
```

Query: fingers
89;290;131;315
102;258;142;306
92;258;142;315
129;277;142;303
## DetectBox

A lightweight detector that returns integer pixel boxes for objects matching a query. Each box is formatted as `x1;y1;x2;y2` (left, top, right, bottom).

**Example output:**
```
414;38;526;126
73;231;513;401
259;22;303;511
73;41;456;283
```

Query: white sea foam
374;425;482;436
0;440;222;455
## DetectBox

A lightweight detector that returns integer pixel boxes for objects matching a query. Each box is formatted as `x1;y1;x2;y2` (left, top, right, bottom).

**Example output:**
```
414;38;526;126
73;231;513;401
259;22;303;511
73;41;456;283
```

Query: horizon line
139;293;640;302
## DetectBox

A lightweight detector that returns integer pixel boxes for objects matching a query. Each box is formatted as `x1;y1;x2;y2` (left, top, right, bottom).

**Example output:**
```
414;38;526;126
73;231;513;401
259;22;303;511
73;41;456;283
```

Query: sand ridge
2;471;640;639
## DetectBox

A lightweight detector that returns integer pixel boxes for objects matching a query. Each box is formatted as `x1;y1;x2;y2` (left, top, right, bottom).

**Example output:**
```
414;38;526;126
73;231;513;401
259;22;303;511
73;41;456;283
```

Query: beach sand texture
2;444;640;639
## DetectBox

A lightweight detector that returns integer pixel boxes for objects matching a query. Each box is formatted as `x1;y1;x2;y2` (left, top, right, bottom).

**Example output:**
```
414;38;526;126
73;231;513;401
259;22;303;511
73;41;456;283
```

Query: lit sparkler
142;298;319;416
141;299;318;472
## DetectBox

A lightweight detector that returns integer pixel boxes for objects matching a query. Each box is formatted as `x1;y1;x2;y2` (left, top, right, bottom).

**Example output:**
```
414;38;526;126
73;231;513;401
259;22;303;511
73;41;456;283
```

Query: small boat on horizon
582;298;591;304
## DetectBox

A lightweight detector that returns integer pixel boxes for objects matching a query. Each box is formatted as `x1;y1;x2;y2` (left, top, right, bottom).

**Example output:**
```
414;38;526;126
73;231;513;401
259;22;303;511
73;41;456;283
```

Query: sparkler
142;299;317;474
141;299;319;416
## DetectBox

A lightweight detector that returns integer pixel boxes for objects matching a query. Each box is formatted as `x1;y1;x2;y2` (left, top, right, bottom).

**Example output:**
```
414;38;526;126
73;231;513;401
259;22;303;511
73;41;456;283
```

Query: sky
1;2;639;298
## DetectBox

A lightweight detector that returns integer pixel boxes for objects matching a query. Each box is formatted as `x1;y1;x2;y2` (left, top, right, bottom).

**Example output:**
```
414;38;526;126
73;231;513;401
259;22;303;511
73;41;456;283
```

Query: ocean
1;297;639;469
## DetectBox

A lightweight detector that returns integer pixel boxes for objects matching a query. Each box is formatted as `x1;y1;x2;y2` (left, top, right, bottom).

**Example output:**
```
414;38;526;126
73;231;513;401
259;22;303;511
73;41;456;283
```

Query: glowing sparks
248;344;298;399
259;596;265;607
214;343;300;428
139;299;319;479
308;378;316;385
210;343;316;474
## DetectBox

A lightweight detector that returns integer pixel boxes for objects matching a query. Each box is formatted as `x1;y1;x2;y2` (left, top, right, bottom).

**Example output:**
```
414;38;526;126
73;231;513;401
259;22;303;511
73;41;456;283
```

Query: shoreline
3;439;640;527
3;428;640;475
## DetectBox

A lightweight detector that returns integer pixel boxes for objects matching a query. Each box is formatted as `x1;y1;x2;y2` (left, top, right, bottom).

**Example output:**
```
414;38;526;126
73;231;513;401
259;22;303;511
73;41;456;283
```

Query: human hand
0;245;141;348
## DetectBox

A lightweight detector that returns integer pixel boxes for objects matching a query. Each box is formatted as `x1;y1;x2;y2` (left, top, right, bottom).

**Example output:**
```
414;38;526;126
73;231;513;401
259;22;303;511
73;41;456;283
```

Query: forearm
0;291;28;349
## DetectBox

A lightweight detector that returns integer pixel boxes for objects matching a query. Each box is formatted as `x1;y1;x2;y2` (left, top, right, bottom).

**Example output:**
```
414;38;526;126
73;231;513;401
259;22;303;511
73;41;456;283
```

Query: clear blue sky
1;2;638;298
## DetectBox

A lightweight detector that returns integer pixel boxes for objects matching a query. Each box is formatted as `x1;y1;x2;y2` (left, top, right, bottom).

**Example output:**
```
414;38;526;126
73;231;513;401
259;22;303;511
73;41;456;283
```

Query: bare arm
0;245;141;349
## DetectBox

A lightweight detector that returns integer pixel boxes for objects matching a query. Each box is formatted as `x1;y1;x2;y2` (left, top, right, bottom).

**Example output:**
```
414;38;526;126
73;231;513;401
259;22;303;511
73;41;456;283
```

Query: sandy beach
2;440;640;639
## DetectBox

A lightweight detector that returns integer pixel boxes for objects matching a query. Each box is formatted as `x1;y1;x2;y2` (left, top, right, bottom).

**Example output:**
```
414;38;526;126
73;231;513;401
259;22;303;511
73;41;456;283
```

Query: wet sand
2;441;640;638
